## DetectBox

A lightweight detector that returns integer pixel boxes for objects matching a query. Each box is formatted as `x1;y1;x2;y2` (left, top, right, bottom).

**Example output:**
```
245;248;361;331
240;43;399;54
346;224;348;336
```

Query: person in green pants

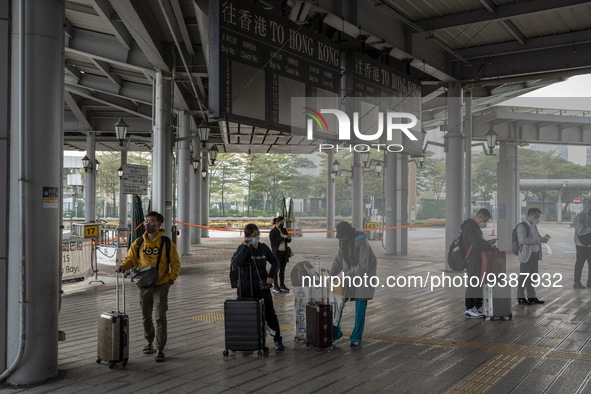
329;221;377;346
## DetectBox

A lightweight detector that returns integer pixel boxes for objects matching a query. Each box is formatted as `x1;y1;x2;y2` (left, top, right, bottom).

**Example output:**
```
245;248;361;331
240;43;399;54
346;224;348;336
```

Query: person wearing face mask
232;223;284;350
516;208;548;305
329;221;377;346
573;200;591;289
269;216;292;293
116;211;181;363
460;208;495;318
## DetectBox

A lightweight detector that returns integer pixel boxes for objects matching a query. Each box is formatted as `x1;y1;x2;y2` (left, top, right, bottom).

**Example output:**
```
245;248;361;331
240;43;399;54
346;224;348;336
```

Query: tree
416;152;446;199
471;152;497;201
95;151;121;217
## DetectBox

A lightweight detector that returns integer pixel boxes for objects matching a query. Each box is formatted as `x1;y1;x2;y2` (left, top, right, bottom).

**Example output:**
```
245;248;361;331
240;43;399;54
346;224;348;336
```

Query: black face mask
279;223;284;228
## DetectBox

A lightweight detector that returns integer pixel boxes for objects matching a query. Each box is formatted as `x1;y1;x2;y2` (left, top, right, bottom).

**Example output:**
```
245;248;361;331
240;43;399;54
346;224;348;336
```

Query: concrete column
0;0;9;373
326;150;335;238
497;142;519;252
384;151;396;254
177;111;191;255
408;160;417;222
190;142;201;244
444;82;464;269
464;90;473;219
6;0;64;384
152;70;172;236
201;149;210;238
557;193;562;223
84;133;96;222
352;152;363;229
118;150;127;230
394;154;409;254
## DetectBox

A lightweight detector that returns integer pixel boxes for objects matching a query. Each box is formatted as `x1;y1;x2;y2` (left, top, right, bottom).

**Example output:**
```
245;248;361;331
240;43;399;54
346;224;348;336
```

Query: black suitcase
305;263;333;350
223;298;268;357
224;248;271;357
97;272;129;368
306;302;333;349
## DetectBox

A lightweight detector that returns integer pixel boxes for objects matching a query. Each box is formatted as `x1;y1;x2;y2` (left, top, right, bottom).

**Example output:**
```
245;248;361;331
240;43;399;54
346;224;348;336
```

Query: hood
353;232;367;242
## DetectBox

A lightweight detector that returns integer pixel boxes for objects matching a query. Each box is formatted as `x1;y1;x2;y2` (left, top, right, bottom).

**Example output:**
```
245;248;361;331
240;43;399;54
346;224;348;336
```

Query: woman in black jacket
269;216;292;293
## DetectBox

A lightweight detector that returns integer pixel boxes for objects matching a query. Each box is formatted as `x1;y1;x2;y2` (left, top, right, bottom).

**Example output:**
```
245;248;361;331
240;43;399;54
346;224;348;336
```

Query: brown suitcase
305;302;333;349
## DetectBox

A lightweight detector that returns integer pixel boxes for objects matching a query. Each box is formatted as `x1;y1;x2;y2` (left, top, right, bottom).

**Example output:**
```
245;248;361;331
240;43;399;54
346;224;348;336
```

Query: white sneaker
465;307;483;319
477;306;483;314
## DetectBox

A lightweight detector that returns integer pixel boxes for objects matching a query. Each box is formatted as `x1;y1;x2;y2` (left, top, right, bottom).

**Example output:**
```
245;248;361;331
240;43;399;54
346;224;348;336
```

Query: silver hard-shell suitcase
97;272;129;368
482;283;512;320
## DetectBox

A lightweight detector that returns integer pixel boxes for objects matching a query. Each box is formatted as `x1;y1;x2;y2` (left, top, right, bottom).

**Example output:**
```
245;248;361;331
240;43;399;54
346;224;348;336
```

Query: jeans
139;281;171;352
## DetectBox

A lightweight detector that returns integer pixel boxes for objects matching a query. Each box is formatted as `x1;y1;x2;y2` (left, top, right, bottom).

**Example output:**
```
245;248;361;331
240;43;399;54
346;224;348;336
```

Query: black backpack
447;233;472;271
511;222;530;255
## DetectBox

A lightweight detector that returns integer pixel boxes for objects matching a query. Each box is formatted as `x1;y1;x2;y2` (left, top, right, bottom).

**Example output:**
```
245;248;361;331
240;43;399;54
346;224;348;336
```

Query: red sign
574;197;582;204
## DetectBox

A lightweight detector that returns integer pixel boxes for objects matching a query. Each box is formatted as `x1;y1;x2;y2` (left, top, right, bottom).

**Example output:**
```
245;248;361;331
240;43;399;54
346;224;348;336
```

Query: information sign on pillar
122;164;148;195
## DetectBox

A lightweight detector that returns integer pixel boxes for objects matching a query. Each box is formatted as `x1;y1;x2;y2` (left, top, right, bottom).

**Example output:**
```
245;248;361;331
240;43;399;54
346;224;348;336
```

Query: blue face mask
479;222;487;228
250;236;260;246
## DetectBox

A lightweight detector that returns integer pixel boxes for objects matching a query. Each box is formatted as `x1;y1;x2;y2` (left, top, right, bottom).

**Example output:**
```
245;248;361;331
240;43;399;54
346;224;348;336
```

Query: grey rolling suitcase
223;298;268;357
97;272;129;368
482;283;512;320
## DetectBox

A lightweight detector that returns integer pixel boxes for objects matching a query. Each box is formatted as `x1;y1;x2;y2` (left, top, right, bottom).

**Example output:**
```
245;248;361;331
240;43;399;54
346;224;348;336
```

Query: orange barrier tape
93;222;143;245
173;220;446;235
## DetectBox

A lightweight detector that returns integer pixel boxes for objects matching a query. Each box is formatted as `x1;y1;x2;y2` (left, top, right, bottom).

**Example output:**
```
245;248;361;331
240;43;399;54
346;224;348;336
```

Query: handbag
133;266;159;288
132;238;165;288
287;246;294;257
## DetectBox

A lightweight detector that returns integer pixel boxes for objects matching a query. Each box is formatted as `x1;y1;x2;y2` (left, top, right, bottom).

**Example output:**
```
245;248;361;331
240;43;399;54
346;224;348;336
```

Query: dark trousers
518;252;539;298
274;251;288;287
237;287;282;342
574;246;591;285
465;259;483;309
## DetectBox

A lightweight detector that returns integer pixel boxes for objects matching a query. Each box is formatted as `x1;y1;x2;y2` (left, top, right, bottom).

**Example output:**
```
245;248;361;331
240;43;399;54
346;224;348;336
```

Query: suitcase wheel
294;336;300;343
108;363;115;369
223;349;230;357
257;350;263;358
263;347;269;353
122;359;128;366
96;358;101;364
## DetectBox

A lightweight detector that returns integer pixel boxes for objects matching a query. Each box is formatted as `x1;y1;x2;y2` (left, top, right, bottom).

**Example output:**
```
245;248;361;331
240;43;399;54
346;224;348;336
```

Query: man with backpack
515;208;549;305
461;209;495;318
573;200;591;289
116;211;181;363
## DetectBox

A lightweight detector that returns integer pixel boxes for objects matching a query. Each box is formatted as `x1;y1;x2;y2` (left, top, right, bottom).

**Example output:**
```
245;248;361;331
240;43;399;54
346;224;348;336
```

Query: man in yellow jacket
116;211;181;363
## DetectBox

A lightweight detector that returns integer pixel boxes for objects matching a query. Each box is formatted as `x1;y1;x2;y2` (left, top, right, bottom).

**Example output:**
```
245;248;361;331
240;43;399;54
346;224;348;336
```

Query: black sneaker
574;282;586;289
280;286;290;293
274;340;285;351
272;287;282;293
528;298;545;304
518;298;530;305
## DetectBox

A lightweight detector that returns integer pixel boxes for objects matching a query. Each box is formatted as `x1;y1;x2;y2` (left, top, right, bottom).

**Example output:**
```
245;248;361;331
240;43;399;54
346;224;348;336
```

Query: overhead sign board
209;0;341;132
122;164;148;195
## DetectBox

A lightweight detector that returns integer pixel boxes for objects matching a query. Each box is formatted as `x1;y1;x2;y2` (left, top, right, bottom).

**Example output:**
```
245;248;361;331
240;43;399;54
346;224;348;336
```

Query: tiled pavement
3;227;591;393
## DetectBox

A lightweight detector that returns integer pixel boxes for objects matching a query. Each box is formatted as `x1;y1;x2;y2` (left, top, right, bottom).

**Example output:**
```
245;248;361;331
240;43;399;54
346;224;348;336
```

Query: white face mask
532;218;540;225
479;222;487;228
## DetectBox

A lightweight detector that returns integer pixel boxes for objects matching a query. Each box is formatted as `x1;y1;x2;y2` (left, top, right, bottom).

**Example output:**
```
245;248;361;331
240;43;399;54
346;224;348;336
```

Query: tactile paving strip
445;353;525;393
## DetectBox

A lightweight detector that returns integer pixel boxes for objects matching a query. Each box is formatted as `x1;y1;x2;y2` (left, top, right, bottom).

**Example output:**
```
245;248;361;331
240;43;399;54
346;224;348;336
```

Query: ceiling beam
88;0;134;51
414;0;591;31
90;58;123;90
65;85;151;119
170;0;195;56
457;29;591;59
64;91;93;131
